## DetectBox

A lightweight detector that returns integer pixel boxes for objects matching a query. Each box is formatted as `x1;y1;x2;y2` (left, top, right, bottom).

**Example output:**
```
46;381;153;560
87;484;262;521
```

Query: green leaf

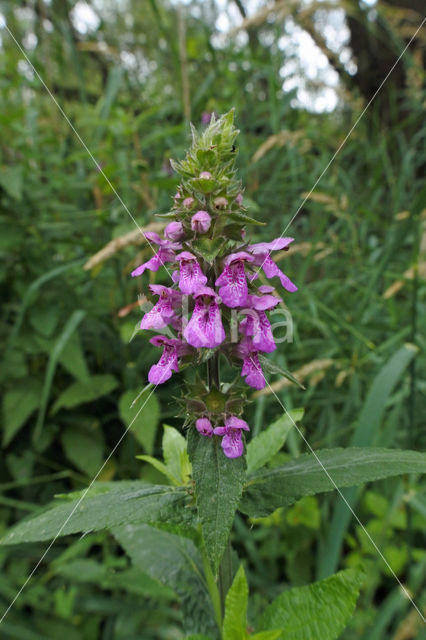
258;356;305;390
195;237;225;263
136;455;178;485
163;424;191;485
246;410;303;474
0;165;23;200
318;343;418;579
240;448;426;517
52;373;118;414
227;211;265;226
222;565;249;640
113;523;216;638
1;483;192;545
258;568;364;640
58;332;90;383
188;430;245;573
251;632;282;640
2;379;42;446
118;388;160;454
34;310;87;441
61;425;105;476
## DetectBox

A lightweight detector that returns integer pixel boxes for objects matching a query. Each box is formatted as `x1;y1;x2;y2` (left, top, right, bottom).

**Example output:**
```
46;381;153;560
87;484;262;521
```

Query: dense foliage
0;1;425;639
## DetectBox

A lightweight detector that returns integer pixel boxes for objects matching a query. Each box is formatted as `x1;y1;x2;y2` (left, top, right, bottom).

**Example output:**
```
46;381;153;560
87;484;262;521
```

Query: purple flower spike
248;237;297;293
213;416;250;458
148;335;183;384
164;221;185;241
140;285;182;330
191;210;211;233
237;338;266;389
131;247;176;278
196;417;214;437
215;252;254;308
176;251;208;294
184;286;225;348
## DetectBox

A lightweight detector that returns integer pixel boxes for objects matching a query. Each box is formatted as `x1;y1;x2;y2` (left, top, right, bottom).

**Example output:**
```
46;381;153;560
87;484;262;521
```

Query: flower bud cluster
131;111;297;458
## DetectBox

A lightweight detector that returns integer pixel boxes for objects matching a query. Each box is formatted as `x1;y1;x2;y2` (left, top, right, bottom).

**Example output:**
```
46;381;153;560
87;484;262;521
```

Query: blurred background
0;0;425;638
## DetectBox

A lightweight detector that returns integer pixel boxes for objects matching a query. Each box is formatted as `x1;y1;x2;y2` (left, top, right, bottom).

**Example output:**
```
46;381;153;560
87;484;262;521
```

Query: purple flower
215;252;254;308
196;417;214;437
236;338;266;389
240;291;281;352
213;416;250;458
191;210;211;234
183;286;225;348
199;171;212;179
183;197;194;208
201;111;212;124
131;247;176;278
148;335;187;385
140;285;182;330
164;221;185;241
176;251;208;294
248;237;297;292
240;309;276;353
235;193;243;205
144;231;182;251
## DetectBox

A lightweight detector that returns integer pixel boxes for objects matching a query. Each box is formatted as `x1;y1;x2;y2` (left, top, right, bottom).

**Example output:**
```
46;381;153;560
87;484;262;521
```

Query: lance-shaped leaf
188;430;245;573
222;565;249;640
258;568;364;640
1;482;193;546
246;409;304;475
113;523;216;638
240;448;426;517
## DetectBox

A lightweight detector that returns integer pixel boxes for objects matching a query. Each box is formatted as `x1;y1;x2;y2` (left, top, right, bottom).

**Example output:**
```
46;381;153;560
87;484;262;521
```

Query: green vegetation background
0;1;425;638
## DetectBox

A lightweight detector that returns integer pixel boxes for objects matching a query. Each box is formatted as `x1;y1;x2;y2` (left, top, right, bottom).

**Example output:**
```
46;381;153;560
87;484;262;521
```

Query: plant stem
218;539;233;616
207;351;220;390
201;544;223;632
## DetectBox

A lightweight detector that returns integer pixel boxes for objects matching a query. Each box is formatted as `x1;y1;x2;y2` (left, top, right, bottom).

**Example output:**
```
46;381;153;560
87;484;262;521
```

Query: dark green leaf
52;373;118;414
1;483;192;545
188;430;245;573
241;448;426;517
113;523;216;637
118;388;160;454
2;379;42;446
258;355;305;390
61;425;105;476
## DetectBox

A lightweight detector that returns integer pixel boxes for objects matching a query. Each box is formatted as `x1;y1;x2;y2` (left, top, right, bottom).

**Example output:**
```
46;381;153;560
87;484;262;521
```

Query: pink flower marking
176;251;208;294
183;286;225;349
140;285;182;330
215;252;254;308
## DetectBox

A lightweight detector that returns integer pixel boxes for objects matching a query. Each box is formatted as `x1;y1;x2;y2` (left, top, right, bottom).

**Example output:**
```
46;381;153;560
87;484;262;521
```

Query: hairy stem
201;543;223;632
218;539;233;617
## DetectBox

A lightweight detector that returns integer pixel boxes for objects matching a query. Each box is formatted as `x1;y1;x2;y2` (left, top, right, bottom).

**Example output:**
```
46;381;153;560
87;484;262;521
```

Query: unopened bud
164;221;184;241
191;210;211;233
214;197;228;209
196;417;213;437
